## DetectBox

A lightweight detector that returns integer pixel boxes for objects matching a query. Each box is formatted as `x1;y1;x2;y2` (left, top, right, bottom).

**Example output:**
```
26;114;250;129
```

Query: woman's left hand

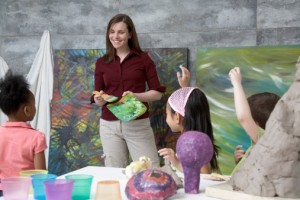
122;91;135;97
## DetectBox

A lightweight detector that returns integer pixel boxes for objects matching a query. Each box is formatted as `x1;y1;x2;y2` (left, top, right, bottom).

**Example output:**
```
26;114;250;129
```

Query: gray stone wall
0;0;299;82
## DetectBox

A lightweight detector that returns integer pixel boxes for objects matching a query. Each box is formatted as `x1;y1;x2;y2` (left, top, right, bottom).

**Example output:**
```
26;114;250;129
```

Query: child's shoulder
0;121;46;136
30;129;46;139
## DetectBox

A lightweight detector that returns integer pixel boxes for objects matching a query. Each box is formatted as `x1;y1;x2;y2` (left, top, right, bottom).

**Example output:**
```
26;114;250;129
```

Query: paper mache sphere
125;169;177;200
176;131;214;194
176;130;214;168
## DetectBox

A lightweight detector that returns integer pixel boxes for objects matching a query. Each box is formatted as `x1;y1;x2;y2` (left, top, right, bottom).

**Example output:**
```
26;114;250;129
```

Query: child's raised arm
229;67;259;143
177;65;190;87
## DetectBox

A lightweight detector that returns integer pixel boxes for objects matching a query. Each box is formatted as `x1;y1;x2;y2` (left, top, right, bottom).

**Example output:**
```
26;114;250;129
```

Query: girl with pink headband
158;86;219;173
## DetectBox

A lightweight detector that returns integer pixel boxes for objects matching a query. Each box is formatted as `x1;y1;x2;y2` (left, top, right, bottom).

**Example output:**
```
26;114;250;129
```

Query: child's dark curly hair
0;69;32;116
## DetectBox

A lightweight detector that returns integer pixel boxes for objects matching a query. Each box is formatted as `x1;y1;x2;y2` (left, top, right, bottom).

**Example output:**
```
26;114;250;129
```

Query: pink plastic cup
44;179;74;200
1;177;31;200
19;169;48;194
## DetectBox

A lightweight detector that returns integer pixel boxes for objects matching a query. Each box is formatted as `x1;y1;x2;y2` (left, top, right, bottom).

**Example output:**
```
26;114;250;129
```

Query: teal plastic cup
2;177;31;200
44;179;74;200
31;174;57;200
65;174;93;200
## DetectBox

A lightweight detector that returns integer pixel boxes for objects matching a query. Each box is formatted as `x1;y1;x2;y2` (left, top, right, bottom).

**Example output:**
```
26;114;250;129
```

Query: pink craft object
125;169;177;200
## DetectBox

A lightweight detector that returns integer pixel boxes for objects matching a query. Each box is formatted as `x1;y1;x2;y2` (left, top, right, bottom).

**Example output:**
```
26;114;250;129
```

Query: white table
61;166;224;200
0;166;225;200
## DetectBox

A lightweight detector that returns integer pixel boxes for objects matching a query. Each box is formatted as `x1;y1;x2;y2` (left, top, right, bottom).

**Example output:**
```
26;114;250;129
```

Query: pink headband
168;87;199;117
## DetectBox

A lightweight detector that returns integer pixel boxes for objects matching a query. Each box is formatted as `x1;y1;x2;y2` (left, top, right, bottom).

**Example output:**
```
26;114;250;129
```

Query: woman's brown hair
103;14;143;63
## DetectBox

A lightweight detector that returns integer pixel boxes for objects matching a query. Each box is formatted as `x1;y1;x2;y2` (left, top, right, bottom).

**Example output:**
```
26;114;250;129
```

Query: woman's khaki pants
100;118;160;168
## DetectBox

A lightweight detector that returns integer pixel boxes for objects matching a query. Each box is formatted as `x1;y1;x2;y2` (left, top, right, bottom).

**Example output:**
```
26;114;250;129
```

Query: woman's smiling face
109;22;131;51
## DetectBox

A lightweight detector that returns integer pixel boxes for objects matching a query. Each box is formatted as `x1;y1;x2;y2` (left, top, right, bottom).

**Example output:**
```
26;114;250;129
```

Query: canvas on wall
49;48;188;175
195;46;300;174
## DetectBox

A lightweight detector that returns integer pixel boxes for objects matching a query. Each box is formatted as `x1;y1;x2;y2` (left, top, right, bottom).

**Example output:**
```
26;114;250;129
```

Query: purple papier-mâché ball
176;131;214;194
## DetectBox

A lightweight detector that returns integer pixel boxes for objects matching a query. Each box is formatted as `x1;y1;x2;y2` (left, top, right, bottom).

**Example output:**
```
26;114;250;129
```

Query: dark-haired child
0;70;47;193
158;87;219;174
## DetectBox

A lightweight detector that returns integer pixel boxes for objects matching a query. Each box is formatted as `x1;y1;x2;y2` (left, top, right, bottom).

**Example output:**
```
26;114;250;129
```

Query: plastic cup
19;169;48;177
65;174;93;200
2;177;31;200
44;179;74;200
31;174;57;200
95;180;121;200
19;169;48;194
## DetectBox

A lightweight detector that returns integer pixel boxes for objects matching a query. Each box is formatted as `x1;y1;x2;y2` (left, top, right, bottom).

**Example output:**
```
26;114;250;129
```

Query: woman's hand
124;90;163;102
177;65;190;87
94;90;107;106
122;91;135;97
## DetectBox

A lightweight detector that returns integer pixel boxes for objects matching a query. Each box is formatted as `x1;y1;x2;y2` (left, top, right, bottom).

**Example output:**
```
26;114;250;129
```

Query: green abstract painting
196;46;300;174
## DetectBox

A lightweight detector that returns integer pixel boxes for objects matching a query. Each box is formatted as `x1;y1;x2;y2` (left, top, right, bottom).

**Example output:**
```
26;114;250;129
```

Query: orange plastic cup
95;180;121;200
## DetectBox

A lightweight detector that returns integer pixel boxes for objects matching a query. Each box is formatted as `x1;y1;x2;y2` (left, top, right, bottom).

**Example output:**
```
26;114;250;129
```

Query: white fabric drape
0;57;9;125
26;30;54;167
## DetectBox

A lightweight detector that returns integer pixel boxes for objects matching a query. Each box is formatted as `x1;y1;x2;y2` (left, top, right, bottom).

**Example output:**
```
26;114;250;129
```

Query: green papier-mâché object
107;94;147;122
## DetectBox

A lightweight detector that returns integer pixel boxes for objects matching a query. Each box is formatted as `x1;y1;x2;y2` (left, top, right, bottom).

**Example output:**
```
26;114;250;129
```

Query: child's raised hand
158;148;180;166
177;65;190;87
228;67;242;86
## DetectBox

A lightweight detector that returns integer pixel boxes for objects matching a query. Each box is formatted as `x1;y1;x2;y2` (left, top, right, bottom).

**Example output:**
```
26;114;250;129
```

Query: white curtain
26;30;54;167
0;57;9;125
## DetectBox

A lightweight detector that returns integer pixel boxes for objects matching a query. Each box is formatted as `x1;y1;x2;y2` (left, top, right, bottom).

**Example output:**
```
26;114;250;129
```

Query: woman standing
92;14;166;168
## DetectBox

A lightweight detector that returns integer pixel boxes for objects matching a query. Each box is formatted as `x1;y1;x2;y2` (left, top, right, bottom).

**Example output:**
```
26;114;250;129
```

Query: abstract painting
195;46;300;174
49;48;188;175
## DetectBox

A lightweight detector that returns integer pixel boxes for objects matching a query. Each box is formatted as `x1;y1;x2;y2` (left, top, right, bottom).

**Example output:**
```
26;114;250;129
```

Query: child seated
233;92;281;163
0;70;47;194
158;86;219;174
229;67;280;166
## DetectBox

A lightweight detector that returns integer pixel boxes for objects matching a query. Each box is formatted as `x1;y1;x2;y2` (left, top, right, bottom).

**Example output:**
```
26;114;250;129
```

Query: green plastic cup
65;174;93;200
